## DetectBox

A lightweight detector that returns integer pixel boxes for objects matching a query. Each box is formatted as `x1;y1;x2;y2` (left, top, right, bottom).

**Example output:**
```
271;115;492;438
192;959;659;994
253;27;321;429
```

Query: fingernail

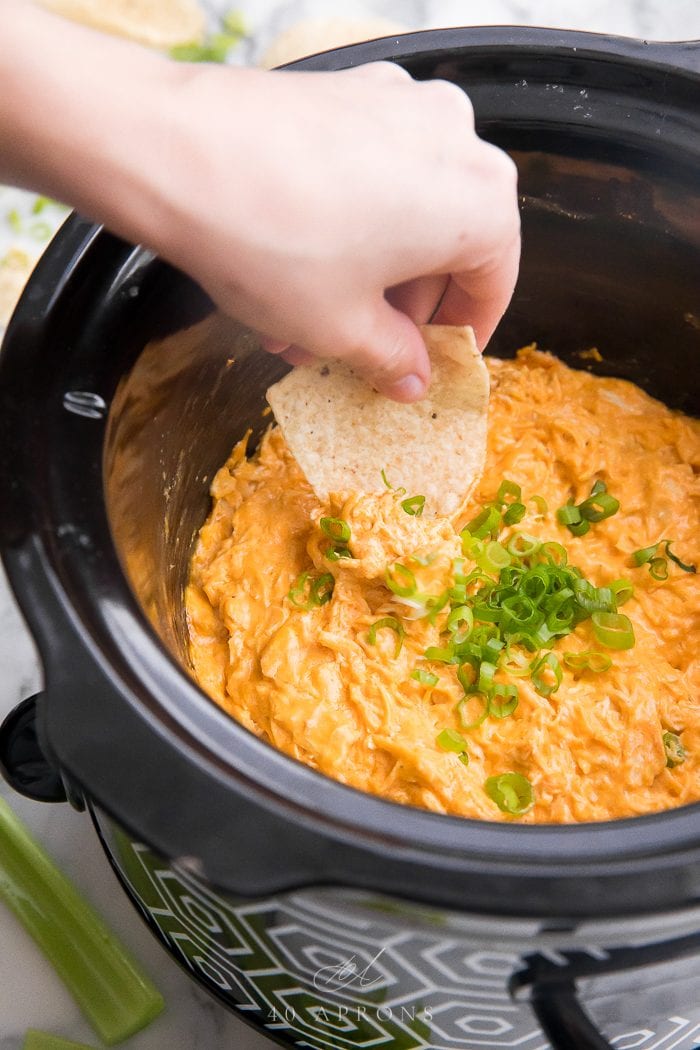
382;373;428;403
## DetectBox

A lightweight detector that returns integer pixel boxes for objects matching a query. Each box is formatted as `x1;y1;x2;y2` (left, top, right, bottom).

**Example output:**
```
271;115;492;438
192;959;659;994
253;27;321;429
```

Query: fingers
433;231;521;350
337;299;431;401
385;274;449;325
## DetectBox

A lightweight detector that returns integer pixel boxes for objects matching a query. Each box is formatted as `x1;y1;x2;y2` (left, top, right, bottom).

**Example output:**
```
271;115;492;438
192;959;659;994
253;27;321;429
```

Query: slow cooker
1;27;699;1050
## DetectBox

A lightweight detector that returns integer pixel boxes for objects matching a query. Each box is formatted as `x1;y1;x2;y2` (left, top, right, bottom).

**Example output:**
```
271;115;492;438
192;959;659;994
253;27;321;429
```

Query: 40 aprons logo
313;946;389;993
267;947;434;1026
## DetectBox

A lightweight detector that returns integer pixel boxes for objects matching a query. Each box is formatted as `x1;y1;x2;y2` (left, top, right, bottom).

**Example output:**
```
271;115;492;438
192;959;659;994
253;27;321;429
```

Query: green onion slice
424;644;457;664
401;494;426;516
609;578;634;606
320;517;351;543
446;605;474;641
484;772;534;816
0;800;164;1044
385;563;417;597
529;495;548;518
591;610;635;649
649;557;669;581
662;731;686;768
411;669;439;687
563;650;612;673
503;502;527;525
436;728;468;753
368;617;405;657
632;543;659;566
664;541;697;574
456;690;489;730
463;505;501;540
477;660;497;694
325;545;353;562
557;504;582;526
530;652;563;697
578;490;619;522
496;479;522;505
489;683;519;718
506;532;542;558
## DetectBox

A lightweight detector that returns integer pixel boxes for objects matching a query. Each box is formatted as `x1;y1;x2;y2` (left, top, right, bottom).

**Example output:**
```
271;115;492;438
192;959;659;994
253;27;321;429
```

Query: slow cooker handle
0;694;70;804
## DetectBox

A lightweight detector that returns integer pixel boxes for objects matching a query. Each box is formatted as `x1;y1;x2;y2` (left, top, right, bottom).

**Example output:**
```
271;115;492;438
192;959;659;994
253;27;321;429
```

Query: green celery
23;1030;96;1050
0;799;164;1045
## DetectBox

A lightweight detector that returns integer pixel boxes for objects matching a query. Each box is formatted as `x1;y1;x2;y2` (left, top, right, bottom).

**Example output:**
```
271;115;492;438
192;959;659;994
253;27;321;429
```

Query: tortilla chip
260;17;406;69
40;0;206;49
265;325;489;516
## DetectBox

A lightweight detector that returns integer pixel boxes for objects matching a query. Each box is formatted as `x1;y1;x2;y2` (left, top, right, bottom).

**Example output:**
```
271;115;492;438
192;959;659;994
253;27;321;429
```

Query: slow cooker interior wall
103;144;700;670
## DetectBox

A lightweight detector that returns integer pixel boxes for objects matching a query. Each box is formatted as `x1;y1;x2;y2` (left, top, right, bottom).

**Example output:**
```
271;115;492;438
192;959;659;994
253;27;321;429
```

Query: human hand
155;62;520;401
0;3;519;402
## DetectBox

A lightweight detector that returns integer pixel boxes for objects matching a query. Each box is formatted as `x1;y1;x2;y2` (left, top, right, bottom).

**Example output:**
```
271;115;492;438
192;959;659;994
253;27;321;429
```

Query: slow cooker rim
2;26;700;899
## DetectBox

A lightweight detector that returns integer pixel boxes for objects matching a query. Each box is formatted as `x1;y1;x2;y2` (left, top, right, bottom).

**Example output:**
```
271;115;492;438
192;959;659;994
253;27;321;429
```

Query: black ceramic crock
1;27;699;1050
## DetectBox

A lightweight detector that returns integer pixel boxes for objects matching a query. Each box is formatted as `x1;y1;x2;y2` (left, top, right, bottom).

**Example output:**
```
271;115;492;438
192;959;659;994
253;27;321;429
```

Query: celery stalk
23;1030;96;1050
0;798;164;1045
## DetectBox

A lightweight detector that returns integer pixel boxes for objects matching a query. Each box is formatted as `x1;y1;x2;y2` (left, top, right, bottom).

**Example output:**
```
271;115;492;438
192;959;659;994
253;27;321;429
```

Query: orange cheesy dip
186;349;700;823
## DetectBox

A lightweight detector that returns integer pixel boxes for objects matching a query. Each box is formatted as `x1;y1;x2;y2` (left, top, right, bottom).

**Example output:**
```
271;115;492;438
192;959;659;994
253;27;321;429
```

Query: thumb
348;299;431;402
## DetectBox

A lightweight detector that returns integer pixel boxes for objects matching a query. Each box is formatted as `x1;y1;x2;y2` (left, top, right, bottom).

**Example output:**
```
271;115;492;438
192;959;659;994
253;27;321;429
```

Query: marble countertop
1;1;699;1048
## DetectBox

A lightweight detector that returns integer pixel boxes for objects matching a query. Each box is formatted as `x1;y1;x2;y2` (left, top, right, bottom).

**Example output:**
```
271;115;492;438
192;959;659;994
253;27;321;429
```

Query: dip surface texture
186;349;700;823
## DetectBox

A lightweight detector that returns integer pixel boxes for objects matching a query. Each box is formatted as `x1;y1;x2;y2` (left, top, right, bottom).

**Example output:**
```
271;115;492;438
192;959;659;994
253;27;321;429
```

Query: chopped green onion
558;480;619;535
563;650;612;673
496;479;521;505
662;731;686;768
320;517;351;543
423;644;457;663
484;772;534;816
503;502;527;525
529;495;548;517
540;541;568;566
557;504;582;526
591;610;635;649
456;691;489;729
411;669;439;687
506;532;542;558
567;518;591;536
0;799;164;1044
23;1033;96;1050
649;557;669;581
609;578;634;606
32;195;52;215
436;728;468;753
401;494;426;516
458;752;470;766
288;571;334;609
463;505;501;540
477;660;497;694
579;490;619;522
446;605;474;640
325;545;353;562
385;563;417;597
380;468;406;495
489;682;519;718
368;617;404;658
632;543;659;567
664;541;696;574
475;540;512;574
530;652;562;696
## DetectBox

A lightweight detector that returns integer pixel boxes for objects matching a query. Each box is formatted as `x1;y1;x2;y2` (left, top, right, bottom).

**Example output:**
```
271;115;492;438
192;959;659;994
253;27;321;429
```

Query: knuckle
424;78;474;123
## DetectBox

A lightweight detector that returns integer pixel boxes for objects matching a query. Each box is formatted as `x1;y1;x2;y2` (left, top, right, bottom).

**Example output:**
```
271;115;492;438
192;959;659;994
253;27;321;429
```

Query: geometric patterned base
94;812;700;1050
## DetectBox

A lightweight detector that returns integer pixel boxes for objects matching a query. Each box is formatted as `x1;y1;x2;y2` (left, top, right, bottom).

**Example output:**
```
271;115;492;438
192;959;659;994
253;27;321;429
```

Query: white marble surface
1;1;698;1048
